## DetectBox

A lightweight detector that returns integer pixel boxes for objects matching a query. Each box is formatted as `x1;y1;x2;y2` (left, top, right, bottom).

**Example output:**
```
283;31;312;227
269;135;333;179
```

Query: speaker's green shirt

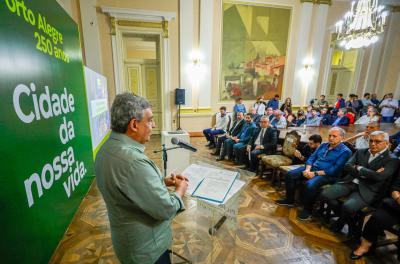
95;132;184;264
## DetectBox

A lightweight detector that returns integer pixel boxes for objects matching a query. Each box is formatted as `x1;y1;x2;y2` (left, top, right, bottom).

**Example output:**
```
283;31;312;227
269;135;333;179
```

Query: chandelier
335;0;389;49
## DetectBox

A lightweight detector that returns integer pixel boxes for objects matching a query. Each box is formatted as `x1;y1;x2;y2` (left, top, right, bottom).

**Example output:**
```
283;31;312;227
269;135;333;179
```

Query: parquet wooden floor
49;135;399;264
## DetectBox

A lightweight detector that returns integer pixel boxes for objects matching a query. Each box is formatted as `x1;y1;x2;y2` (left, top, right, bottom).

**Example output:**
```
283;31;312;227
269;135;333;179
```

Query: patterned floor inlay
49;135;399;264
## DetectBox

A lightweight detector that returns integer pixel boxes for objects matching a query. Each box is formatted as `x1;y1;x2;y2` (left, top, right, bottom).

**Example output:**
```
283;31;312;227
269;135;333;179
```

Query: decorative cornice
101;6;176;22
115;20;168;38
300;0;331;5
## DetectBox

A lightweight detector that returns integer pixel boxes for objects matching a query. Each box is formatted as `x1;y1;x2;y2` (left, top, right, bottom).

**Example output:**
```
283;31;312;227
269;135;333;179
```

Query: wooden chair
260;130;301;186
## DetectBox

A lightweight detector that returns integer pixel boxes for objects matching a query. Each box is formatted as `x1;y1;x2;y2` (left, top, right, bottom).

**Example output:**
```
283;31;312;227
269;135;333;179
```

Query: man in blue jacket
331;108;350;126
276;127;352;221
218;113;256;162
321;108;333;125
267;94;280;110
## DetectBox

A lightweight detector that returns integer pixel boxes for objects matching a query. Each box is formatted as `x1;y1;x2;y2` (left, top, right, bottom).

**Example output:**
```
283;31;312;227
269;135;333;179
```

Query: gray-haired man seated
320;131;399;233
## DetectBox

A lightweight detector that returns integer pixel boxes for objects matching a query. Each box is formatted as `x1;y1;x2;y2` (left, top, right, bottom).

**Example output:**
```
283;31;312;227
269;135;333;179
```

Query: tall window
326;48;361;103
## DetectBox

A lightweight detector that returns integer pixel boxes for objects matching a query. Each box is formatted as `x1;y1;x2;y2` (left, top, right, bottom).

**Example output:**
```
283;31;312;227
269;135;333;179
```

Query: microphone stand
153;144;182;178
153;144;192;264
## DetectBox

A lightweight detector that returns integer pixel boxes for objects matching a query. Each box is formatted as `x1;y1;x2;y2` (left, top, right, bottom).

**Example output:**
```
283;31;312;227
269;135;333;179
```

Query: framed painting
220;2;291;101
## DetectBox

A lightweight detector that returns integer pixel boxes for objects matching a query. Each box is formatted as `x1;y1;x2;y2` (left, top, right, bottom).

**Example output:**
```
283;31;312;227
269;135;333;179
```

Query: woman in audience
351;174;400;260
280;97;292;112
355;107;379;124
346;107;356;124
285;108;297;127
283;107;292;117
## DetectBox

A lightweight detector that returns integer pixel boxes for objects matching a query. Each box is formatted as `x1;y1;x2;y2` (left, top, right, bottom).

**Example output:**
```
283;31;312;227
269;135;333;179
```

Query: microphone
171;137;197;152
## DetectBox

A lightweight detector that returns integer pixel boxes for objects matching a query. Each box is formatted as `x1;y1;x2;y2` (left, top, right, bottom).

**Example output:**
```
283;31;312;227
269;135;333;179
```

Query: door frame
101;7;175;131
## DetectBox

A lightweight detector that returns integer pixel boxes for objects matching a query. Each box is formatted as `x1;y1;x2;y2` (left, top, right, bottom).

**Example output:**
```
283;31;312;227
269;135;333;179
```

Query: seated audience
379;93;398;123
292;135;322;164
320;108;333;125
217;113;255;162
267;94;280;110
233;97;246;118
304;108;322;126
354;95;364;114
280;97;292;112
316;95;329;109
350;174;400;260
346;108;356;124
253;96;266;116
331;108;350;126
276;127;352;221
305;105;314;119
249;106;262;126
346;94;356;113
360;93;373;115
320;131;399;234
212;112;245;156
294;110;306;126
333;93;346;114
203;106;229;147
394;142;400;157
370;93;380;106
244;117;278;171
390;131;400;146
355;107;379;124
270;110;287;129
285;109;297;127
265;107;274;121
344;122;380;149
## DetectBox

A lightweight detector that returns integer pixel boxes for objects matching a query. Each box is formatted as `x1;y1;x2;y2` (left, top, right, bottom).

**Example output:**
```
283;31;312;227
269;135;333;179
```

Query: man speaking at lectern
95;93;188;264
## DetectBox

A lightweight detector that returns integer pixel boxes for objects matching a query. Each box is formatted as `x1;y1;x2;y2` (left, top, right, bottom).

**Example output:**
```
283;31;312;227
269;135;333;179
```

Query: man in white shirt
344;122;380;149
254;96;266;116
203;106;230;148
379;93;398;123
355;107;379;125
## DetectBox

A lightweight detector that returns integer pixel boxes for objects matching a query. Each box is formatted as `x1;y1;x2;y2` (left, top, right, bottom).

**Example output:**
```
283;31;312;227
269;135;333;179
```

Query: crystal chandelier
335;0;389;49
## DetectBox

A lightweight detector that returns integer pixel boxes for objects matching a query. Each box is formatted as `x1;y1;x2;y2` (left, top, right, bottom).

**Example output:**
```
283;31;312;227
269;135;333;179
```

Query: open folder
181;164;239;204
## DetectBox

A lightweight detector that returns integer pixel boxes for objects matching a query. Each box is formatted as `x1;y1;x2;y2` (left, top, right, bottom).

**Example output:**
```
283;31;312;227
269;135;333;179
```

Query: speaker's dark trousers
285;166;336;212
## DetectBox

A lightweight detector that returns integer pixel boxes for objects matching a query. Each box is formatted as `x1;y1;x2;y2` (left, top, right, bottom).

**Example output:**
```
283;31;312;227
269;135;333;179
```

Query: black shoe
208;144;216;149
205;143;212;147
297;210;312;221
350;251;368;260
216;157;224;161
275;199;295;207
330;218;345;233
211;151;220;156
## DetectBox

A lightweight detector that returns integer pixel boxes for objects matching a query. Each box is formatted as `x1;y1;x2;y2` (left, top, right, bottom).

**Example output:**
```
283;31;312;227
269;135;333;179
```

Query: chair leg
276;170;282;188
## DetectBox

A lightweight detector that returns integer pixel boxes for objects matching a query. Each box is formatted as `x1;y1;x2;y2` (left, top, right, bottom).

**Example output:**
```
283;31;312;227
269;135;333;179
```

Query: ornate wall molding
300;0;331;5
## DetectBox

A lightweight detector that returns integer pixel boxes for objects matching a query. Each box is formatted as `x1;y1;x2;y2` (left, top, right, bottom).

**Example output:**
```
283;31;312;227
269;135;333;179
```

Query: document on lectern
181;164;238;203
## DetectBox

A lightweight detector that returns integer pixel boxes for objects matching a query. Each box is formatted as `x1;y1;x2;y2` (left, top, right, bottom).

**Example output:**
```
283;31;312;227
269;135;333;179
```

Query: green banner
0;0;94;263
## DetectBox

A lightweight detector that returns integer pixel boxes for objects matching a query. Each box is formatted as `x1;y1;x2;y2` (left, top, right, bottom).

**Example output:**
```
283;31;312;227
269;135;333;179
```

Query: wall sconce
186;50;206;85
301;58;314;84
